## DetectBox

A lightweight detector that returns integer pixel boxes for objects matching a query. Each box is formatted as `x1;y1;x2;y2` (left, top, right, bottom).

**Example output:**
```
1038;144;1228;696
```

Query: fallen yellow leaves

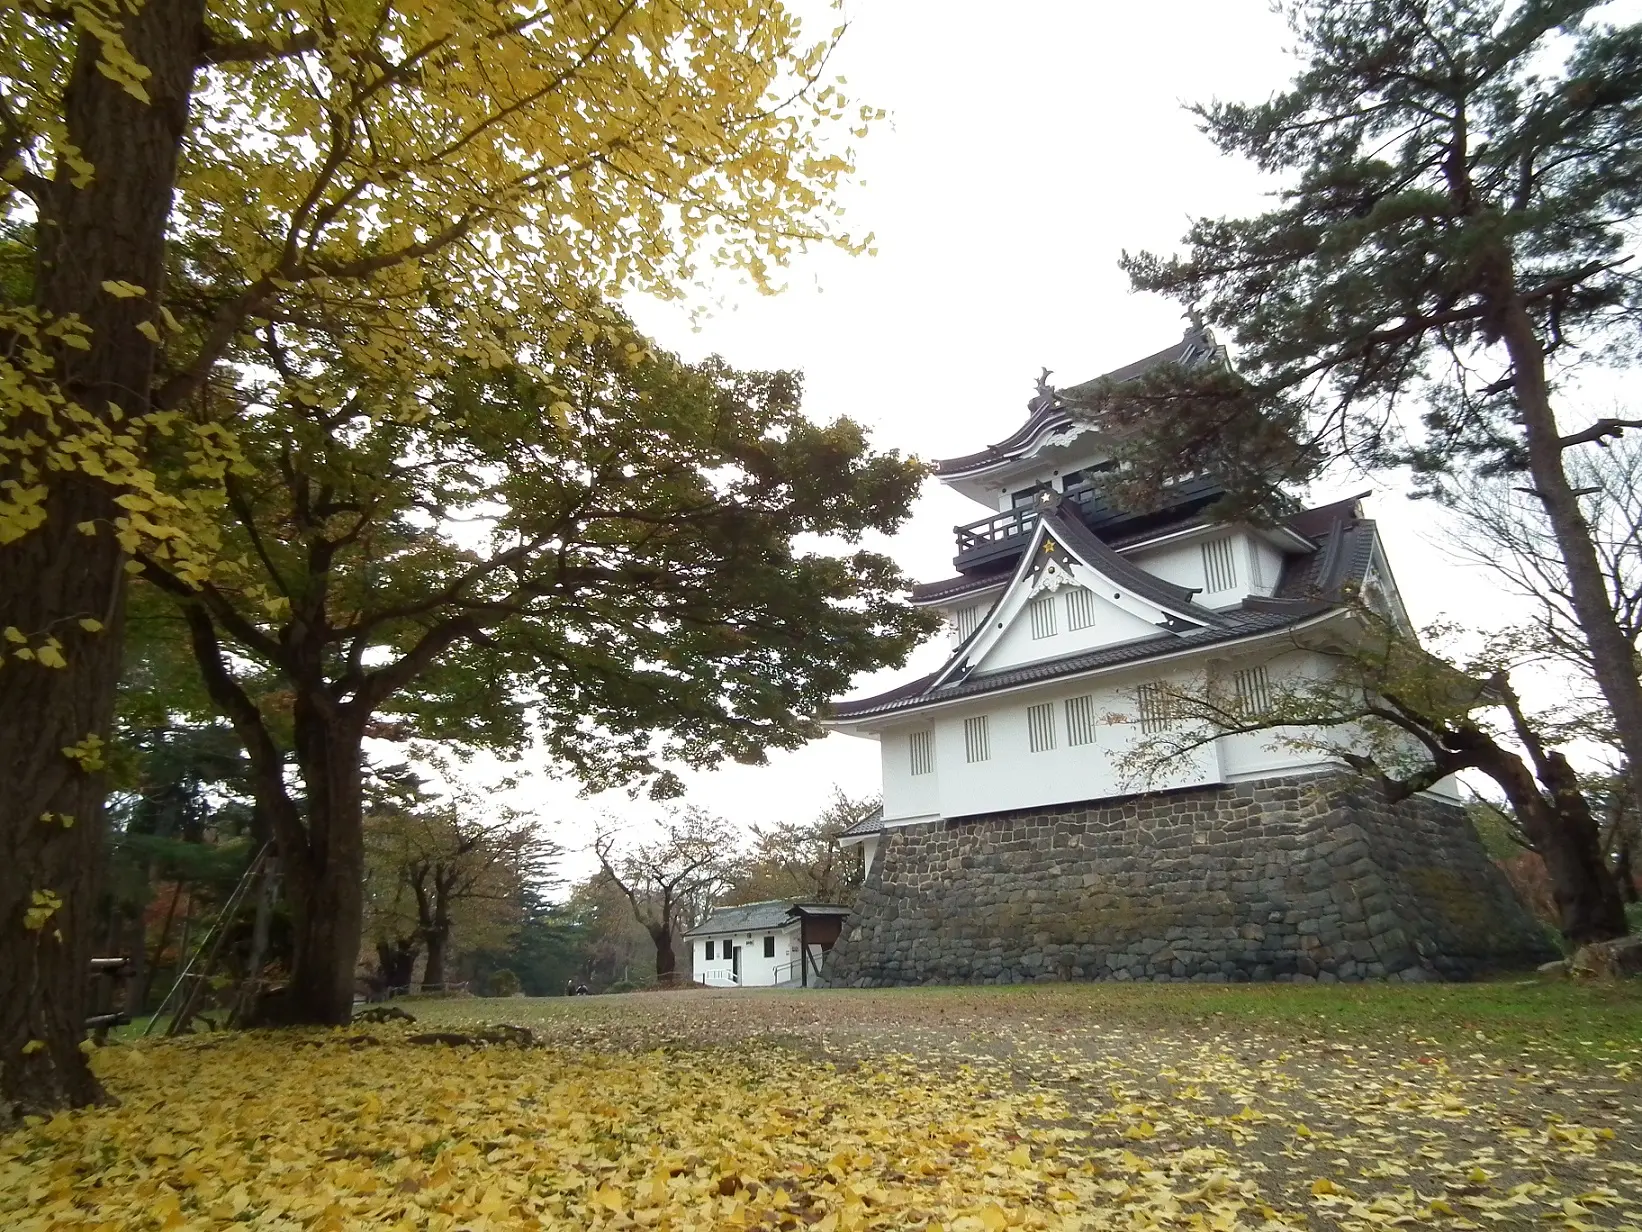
1;1028;1312;1231
6;988;1642;1232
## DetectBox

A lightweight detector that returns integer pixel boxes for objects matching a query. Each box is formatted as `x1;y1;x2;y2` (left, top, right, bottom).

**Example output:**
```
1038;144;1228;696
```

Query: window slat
1064;694;1096;746
1028;594;1058;640
1201;537;1238;593
1027;702;1056;752
1064;588;1096;631
964;715;990;763
909;729;934;776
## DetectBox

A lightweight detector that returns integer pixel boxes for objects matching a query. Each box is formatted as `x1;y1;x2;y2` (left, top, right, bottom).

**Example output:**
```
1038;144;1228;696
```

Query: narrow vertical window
1064;694;1096;746
908;729;934;776
1027;702;1056;752
1136;682;1177;734
1201;537;1238;593
964;715;991;763
763;936;776;958
1028;594;1058;640
1064;587;1096;631
953;604;983;641
1233;665;1273;718
706;940;715;961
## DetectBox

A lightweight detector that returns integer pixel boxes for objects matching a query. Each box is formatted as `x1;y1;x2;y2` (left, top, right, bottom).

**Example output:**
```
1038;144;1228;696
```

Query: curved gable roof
933;326;1226;477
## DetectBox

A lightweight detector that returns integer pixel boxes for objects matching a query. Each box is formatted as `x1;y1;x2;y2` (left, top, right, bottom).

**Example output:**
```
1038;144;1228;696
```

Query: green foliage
1070;0;1642;512
144;314;936;796
486;969;521;998
461;888;599;997
1468;802;1530;863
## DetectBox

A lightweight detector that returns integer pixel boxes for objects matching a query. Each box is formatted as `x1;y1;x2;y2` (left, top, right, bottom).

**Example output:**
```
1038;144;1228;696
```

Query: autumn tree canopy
363;772;556;995
137;320;929;1027
0;0;876;1114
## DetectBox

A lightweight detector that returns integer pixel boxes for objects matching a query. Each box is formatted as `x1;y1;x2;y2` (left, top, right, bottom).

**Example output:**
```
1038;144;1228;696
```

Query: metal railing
772;959;802;985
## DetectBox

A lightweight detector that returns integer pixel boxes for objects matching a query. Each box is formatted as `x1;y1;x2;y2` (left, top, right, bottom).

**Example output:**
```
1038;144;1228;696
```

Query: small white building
687;901;851;988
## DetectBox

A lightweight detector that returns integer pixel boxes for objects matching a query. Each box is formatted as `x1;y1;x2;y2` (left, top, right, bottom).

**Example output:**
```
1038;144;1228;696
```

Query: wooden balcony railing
950;476;1222;570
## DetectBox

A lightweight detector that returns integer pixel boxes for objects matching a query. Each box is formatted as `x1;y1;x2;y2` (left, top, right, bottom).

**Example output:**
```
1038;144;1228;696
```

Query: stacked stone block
822;773;1554;987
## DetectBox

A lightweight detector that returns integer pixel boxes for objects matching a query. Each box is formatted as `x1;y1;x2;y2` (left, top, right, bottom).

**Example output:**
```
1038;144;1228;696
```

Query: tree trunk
125;908;147;1018
376;938;418;992
1466;734;1629;944
281;711;368;1024
1499;298;1642;859
0;0;204;1115
422;930;449;992
651;924;676;980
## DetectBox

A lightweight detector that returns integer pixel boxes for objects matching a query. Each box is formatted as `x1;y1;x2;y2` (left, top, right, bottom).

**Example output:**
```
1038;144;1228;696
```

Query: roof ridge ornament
1028;366;1057;414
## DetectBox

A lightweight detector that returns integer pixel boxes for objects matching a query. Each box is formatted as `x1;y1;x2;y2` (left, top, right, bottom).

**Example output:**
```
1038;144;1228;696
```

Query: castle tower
822;328;1551;986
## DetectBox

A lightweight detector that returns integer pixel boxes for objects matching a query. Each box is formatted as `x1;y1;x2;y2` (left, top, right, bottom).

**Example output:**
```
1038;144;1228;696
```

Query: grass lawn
5;979;1639;1231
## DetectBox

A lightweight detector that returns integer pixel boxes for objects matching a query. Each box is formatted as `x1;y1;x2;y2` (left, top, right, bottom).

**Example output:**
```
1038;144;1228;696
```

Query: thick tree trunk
651;924;676;980
0;0;203;1115
422;930;449;991
281;710;368;1024
1466;733;1629;944
1499;299;1642;869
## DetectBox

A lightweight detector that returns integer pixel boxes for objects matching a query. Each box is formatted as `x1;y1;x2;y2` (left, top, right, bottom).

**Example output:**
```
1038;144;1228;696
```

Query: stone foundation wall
822;773;1554;987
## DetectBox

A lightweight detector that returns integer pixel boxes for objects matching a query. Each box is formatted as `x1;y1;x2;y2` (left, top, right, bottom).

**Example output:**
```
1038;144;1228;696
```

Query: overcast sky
478;0;1565;883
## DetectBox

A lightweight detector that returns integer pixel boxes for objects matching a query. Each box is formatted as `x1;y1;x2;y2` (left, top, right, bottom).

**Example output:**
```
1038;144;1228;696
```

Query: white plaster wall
880;725;940;822
1129;532;1269;611
977;585;1162;673
925;675;1223;819
692;923;802;987
869;655;1387;823
1246;539;1284;596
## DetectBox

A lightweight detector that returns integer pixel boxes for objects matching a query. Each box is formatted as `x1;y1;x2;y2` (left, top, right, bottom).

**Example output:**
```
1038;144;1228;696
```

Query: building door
731;946;742;983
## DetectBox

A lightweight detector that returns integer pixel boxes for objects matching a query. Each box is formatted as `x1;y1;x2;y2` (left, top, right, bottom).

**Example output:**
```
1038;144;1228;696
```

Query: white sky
471;0;1580;884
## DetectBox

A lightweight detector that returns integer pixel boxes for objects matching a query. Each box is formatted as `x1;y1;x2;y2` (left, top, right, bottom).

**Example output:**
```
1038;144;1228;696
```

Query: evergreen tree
1073;0;1642;836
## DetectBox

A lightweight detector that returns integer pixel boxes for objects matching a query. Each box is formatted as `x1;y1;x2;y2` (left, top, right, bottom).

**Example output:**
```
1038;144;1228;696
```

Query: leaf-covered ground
5;982;1640;1231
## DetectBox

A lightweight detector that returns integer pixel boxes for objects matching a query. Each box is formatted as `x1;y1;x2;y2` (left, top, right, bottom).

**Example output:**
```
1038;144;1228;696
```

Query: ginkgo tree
137;316;932;1029
0;0;875;1113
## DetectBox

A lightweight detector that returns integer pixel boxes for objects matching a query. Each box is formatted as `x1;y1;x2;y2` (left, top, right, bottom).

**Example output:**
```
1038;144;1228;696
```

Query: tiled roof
829;503;1375;723
1041;510;1213;621
687;901;797;936
686;899;853;936
840;806;885;838
933;327;1224;477
910;569;1011;606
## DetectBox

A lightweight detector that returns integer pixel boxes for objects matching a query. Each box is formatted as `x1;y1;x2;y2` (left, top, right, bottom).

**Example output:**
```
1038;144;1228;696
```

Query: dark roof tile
934;327;1223;476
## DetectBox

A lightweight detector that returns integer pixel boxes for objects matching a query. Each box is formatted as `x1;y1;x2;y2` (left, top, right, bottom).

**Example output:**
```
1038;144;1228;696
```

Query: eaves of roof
840;805;885;838
909;570;1011;606
829;505;1378;724
933;328;1222;477
1041;509;1213;622
685;901;798;936
829;606;1340;722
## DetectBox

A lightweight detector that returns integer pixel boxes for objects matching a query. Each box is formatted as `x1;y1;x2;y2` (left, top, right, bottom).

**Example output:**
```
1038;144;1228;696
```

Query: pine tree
1073;0;1642;843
